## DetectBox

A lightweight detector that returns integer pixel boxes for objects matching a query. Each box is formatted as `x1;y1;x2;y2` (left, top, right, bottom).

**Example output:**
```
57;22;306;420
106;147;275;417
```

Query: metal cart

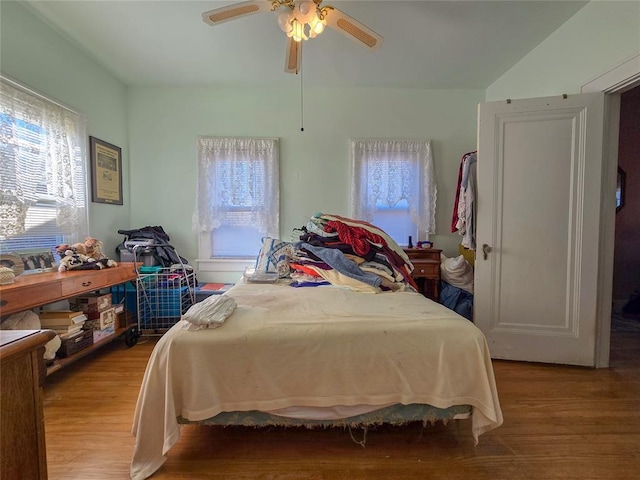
132;244;196;336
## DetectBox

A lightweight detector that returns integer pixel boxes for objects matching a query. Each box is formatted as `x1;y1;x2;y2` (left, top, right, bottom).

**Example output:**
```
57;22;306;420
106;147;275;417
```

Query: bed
130;279;503;480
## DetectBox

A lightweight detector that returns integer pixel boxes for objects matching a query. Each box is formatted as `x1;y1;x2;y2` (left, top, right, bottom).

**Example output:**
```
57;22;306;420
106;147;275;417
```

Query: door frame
581;52;640;367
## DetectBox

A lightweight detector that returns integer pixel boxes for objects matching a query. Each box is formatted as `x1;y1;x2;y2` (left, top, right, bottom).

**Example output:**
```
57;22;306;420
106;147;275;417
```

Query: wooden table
0;263;139;374
404;248;442;301
0;263;138;317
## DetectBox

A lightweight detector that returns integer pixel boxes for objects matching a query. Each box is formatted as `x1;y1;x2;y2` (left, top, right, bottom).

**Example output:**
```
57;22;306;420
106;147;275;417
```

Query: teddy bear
83;237;106;261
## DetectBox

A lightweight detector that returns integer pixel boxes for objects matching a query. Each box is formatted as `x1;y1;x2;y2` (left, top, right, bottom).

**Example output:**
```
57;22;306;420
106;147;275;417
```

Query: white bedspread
130;281;503;480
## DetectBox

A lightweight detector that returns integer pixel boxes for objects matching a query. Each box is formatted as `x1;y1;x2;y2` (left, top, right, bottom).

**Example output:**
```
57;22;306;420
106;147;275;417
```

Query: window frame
194;136;279;274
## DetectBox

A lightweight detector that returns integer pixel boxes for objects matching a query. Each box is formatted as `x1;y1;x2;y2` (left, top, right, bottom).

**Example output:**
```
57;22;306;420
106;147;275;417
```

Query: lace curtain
0;76;88;239
193;137;279;237
350;139;437;235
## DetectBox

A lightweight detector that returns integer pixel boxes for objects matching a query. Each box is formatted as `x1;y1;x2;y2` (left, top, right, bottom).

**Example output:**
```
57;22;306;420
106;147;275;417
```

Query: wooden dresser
0;329;56;480
404;248;442;301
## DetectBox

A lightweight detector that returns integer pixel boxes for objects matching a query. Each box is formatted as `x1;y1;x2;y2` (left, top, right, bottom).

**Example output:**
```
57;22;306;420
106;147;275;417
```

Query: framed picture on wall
90;136;123;205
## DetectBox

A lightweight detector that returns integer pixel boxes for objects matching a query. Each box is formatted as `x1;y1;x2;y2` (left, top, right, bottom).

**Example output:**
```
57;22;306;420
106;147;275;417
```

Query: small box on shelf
57;329;93;358
70;293;112;313
116;309;134;329
85;307;116;330
92;324;115;343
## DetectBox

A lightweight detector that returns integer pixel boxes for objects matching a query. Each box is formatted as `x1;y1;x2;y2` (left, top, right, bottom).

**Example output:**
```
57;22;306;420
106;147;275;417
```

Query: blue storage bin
111;283;189;322
111;282;137;318
140;286;188;318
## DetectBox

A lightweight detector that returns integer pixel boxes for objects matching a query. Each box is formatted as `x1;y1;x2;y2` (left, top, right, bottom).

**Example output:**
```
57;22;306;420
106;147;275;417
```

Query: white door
475;93;605;367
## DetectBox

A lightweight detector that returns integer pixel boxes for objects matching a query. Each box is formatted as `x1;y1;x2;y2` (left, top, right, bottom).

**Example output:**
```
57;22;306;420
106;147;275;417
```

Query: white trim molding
582;52;640;94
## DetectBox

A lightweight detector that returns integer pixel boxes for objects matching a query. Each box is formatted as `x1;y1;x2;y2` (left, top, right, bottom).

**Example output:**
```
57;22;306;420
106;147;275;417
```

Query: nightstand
404;248;442;301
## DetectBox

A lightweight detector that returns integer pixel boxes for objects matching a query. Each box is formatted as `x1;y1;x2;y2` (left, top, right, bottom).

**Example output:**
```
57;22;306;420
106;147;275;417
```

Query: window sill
195;257;255;273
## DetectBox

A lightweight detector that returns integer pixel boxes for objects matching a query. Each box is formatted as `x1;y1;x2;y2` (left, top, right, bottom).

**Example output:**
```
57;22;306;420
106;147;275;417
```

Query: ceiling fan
202;0;383;74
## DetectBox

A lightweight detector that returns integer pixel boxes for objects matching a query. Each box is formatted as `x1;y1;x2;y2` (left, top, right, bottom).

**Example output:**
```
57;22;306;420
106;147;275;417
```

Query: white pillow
440;253;474;294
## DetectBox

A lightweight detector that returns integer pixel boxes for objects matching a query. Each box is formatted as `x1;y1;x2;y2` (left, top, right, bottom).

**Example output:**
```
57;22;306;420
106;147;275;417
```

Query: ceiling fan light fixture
289;18;308;42
294;1;316;24
278;11;293;33
308;13;325;37
281;2;326;42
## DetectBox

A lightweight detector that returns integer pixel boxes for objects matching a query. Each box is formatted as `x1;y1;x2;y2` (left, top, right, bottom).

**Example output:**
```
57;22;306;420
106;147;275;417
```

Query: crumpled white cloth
1;310;62;359
180;294;237;331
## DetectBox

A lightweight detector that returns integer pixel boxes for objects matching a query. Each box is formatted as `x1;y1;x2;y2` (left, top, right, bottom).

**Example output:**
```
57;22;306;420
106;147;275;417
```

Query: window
350;139;436;245
0;76;88;260
193;137;279;261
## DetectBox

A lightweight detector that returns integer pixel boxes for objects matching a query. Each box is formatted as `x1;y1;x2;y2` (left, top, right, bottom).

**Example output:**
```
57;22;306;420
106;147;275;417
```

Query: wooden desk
1;329;56;480
404;248;442;302
0;263;138;375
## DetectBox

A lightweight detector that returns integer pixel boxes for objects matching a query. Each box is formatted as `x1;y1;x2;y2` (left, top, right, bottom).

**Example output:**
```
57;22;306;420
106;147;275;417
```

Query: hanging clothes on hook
451;151;477;250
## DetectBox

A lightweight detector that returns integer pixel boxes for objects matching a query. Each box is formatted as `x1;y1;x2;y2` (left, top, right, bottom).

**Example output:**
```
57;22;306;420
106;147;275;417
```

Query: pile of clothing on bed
258;213;418;293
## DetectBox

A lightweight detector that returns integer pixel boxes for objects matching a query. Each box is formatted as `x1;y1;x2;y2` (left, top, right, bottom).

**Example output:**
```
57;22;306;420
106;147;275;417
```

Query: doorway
580;53;640;367
610;85;640;366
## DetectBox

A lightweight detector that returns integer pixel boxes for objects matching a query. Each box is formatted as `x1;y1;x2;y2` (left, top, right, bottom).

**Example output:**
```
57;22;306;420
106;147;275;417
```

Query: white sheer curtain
350;139;437;236
192;137;279;238
0;76;88;239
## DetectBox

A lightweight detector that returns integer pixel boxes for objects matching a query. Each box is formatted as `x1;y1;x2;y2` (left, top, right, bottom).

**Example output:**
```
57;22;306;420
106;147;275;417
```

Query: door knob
482;244;492;260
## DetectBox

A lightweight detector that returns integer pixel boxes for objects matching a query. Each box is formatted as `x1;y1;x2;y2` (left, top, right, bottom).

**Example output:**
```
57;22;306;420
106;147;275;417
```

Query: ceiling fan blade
324;7;383;50
284;36;302;74
202;0;272;26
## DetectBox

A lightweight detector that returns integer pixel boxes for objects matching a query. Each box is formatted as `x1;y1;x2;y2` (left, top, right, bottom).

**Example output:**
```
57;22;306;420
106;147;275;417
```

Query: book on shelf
39;311;88;327
57;325;85;338
39;310;85;319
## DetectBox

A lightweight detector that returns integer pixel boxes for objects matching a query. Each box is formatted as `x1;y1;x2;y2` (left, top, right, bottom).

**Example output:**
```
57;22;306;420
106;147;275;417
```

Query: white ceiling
24;0;588;89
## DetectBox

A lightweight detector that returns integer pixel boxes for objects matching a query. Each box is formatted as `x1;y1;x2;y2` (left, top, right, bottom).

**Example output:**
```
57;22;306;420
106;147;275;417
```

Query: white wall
127;86;483;281
0;1;130;254
486;0;640;101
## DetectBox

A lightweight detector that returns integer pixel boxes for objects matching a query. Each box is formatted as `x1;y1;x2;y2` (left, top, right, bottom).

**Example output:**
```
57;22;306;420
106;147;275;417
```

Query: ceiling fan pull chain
300;51;304;132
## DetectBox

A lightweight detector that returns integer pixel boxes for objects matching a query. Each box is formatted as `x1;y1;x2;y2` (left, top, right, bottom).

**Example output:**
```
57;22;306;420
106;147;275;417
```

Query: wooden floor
43;317;640;480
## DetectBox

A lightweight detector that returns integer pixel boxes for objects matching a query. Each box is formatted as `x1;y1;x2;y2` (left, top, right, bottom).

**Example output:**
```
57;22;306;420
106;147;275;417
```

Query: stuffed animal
55;237;101;258
58;249;95;272
55;243;73;257
55;237;117;271
57;248;117;272
83;237;106;261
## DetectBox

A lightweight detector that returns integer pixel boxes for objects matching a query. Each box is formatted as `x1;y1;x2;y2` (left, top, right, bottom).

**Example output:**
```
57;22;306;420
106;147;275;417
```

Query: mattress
130;280;503;480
